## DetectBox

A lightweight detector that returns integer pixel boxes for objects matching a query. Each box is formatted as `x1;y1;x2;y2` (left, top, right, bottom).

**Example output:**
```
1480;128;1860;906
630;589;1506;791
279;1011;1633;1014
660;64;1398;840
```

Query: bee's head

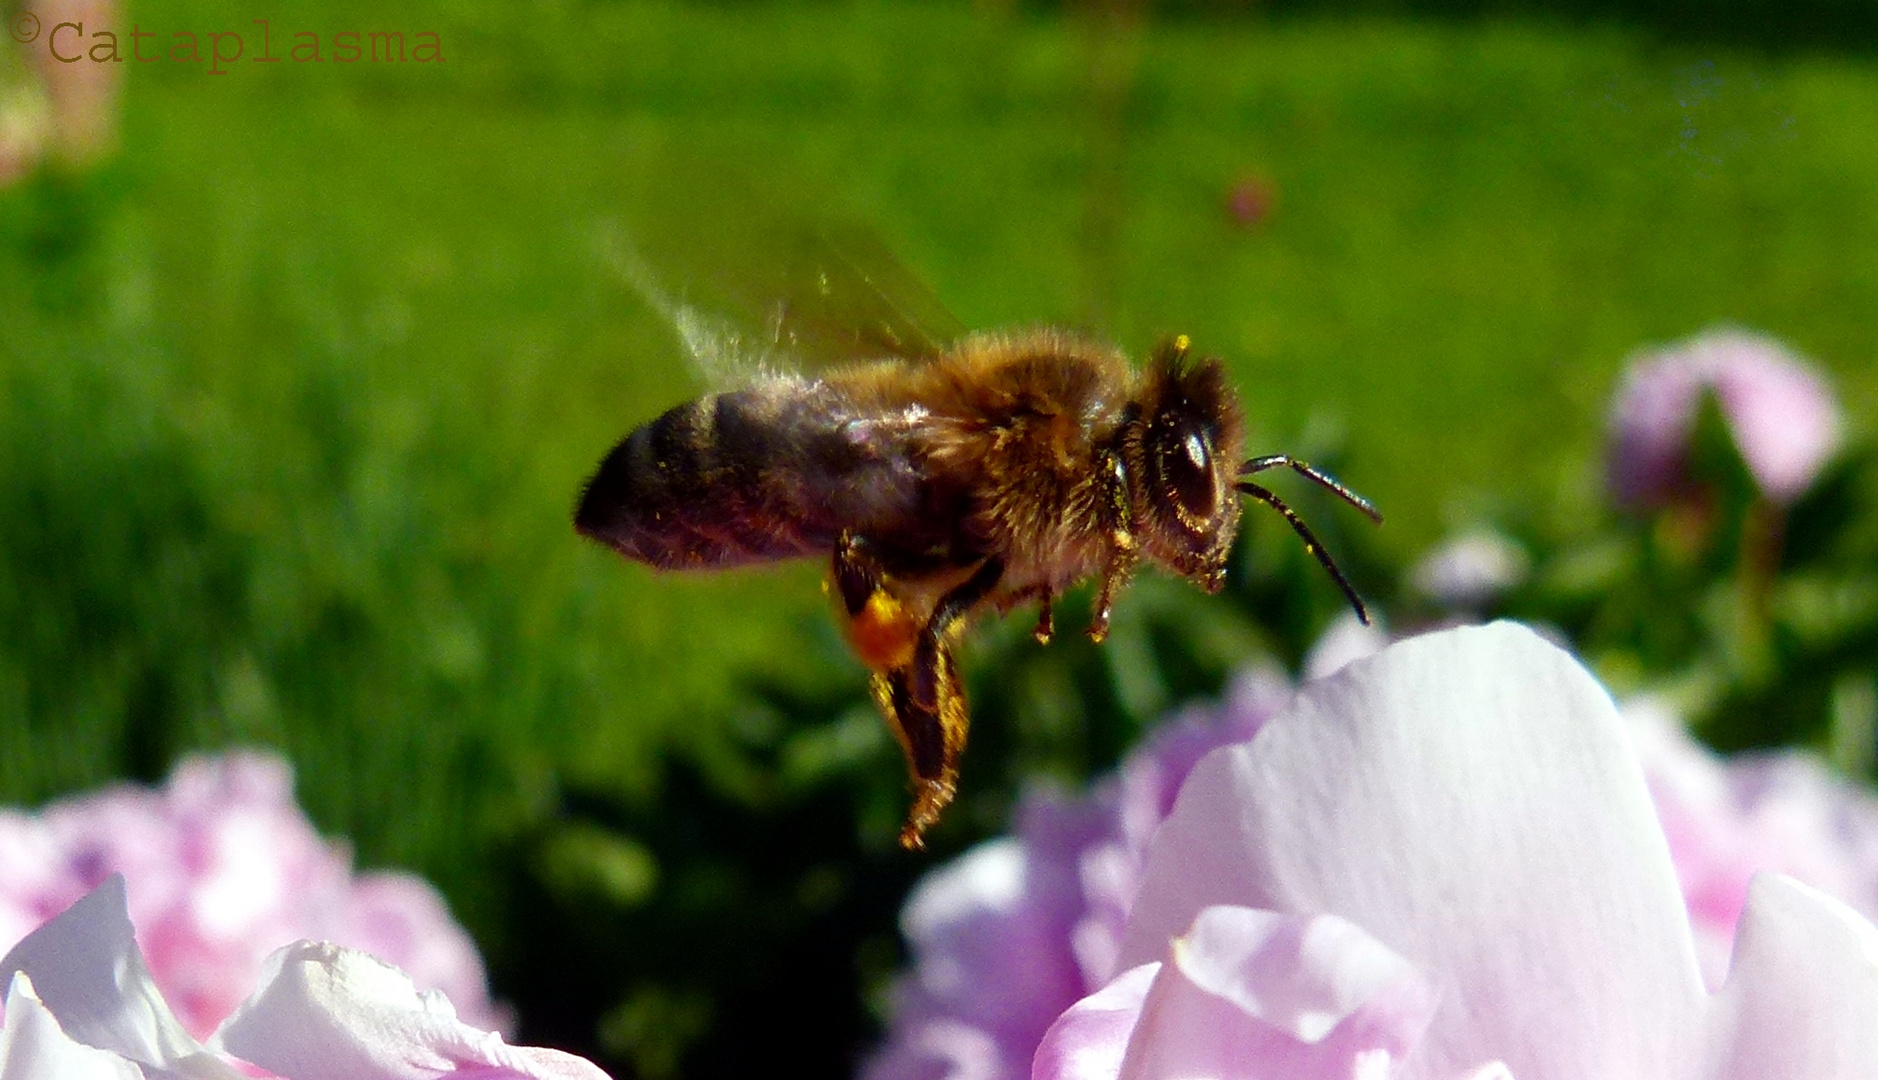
1123;336;1246;591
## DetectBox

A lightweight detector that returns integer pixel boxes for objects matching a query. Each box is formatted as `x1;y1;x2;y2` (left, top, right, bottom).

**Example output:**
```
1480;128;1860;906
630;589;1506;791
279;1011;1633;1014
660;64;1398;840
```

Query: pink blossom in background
27;0;121;165
862;667;1295;1080
1043;624;1878;1079
1626;697;1878;989
868;625;1878;1080
0;751;504;1041
1405;531;1529;611
1607;327;1842;509
0;876;608;1080
0;87;50;188
1224;173;1277;228
0;0;121;184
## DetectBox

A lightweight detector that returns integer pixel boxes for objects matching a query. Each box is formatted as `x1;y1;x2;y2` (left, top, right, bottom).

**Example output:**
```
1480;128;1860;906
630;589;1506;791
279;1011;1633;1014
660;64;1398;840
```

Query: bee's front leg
1089;448;1137;644
1088;544;1136;644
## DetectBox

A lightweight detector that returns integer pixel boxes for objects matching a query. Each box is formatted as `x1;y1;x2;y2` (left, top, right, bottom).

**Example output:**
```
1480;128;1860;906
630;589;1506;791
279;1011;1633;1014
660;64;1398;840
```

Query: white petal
1119;623;1707;1080
1170;906;1427;1045
0;877;239;1080
1110;907;1435;1080
1701;873;1878;1080
0;973;144;1080
215;941;607;1080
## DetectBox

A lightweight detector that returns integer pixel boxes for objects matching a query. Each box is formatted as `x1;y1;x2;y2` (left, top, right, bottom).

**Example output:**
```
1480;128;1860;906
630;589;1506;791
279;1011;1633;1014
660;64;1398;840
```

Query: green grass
3;0;1877;1063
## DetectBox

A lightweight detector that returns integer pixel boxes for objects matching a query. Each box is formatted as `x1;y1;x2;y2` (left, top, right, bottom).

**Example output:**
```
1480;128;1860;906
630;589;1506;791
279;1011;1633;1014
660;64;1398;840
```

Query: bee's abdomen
577;385;909;570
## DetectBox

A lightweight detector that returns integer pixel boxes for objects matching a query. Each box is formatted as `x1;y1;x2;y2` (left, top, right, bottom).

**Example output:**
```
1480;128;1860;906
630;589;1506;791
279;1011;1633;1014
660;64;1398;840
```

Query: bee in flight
575;224;1381;850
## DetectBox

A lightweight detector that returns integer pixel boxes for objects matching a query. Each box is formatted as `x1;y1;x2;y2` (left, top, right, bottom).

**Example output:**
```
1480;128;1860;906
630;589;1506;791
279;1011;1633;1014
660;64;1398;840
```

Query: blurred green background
3;0;1875;1075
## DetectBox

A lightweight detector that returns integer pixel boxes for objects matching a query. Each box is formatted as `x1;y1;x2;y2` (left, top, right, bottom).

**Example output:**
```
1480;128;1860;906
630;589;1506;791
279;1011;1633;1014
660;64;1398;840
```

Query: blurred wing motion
585;165;977;847
599;167;966;382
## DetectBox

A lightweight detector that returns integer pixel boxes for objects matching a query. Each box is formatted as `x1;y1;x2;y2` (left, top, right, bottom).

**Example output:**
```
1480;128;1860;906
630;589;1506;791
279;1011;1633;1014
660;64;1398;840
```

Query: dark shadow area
1145;0;1878;55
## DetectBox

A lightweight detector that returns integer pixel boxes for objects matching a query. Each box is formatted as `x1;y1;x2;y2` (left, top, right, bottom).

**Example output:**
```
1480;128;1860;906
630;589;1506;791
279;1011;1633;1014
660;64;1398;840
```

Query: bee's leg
1033;594;1054;645
872;649;968;850
1088;448;1138;644
833;531;884;616
1000;584;1054;644
910;557;1004;711
1087;546;1137;644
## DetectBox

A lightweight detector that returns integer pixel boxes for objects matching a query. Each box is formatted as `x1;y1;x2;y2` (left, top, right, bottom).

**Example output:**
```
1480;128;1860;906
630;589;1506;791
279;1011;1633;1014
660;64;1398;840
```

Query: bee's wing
601;168;966;385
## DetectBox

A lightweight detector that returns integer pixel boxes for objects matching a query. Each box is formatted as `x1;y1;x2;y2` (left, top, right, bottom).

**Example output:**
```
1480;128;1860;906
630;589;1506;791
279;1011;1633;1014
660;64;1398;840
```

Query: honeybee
575;225;1380;850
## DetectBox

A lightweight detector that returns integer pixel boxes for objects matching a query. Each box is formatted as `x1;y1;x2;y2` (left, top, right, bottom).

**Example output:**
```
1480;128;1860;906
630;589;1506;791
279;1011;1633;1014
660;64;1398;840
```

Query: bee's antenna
1241;455;1384;524
1235;477;1374;626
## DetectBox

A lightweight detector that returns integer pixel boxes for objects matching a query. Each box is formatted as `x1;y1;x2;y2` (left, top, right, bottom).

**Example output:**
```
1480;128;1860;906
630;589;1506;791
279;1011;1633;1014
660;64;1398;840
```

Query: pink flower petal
0;876;240;1078
1035;905;1440;1080
1;973;144;1080
1167;906;1431;1045
341;876;512;1036
1625;698;1878;989
866;666;1295;1080
1700;874;1878;1079
214;942;606;1080
1117;906;1435;1080
867;838;1088;1080
0;813;82;954
1607;329;1841;507
1032;964;1157;1080
4;752;504;1041
1119;623;1708;1077
1708;339;1841;503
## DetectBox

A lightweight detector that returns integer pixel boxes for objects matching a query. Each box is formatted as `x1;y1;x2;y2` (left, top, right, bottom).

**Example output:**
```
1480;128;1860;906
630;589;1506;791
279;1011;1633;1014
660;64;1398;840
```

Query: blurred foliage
2;0;1877;1076
1413;407;1878;774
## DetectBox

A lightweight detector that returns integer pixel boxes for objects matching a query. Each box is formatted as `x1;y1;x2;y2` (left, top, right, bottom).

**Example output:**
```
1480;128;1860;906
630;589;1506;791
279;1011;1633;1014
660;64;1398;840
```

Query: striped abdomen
575;380;927;570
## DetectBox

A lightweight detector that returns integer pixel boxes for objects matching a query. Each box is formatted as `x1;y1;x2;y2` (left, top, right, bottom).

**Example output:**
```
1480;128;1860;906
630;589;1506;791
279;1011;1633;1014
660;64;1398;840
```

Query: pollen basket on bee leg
844;589;920;671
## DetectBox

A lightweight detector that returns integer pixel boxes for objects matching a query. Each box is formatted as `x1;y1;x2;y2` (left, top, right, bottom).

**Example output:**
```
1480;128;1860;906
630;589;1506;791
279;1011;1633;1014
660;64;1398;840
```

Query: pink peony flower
1039;624;1878;1078
1626;697;1878;989
870;624;1878;1079
0;752;504;1040
1607;328;1842;509
862;668;1296;1080
0;876;607;1080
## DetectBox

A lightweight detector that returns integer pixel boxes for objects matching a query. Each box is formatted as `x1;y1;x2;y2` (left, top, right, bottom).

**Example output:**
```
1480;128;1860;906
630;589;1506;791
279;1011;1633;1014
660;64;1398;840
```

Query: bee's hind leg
910;557;1004;711
833;531;884;616
874;651;969;850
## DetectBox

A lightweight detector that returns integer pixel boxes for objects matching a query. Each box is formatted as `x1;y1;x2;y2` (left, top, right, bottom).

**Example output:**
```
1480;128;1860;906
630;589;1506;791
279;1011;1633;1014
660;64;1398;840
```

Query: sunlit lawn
3;0;1875;1066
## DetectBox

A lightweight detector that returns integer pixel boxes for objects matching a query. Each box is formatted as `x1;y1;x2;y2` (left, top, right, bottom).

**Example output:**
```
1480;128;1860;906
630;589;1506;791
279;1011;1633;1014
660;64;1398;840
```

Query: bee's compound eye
1182;429;1208;472
1159;419;1218;523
